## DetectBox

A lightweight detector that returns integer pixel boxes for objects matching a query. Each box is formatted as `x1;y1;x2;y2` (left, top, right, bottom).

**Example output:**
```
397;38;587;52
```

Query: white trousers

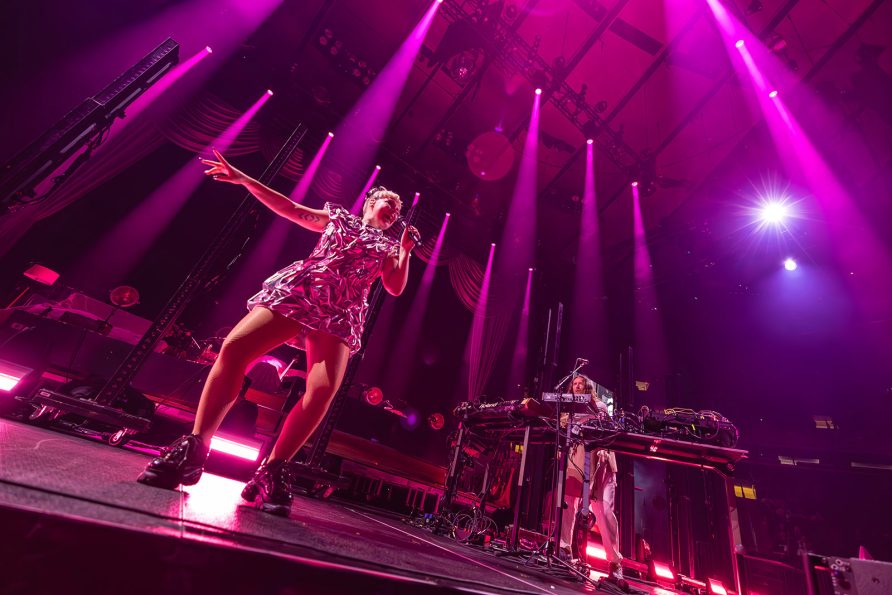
560;473;622;564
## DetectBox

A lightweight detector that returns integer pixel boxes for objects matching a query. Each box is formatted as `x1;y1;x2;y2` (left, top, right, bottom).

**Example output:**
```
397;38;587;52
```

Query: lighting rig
435;1;648;187
0;38;180;212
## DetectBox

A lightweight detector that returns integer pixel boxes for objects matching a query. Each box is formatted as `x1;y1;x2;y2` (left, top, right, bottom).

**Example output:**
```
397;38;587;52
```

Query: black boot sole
136;469;181;490
257;498;291;517
136;467;203;489
249;490;291;516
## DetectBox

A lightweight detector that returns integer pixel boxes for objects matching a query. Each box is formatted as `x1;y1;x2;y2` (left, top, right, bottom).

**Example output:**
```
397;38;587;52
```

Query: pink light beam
72;90;273;287
383;213;451;399
351;165;382;214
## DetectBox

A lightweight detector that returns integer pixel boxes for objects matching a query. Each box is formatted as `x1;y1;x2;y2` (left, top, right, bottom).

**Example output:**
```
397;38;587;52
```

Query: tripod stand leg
509;425;531;551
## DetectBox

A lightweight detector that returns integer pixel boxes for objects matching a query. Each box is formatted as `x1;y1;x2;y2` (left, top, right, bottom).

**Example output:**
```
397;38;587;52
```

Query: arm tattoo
297;212;321;222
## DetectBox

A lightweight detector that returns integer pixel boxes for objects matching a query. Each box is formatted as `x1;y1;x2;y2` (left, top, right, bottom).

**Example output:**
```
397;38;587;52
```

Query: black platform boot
136;434;208;489
241;459;293;517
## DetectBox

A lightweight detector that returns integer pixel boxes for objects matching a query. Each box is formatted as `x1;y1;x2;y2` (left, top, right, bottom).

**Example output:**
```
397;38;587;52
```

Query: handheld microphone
577;358;590;365
398;218;421;244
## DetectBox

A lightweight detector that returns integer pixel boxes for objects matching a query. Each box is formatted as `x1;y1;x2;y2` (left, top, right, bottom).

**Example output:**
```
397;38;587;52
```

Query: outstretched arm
201;149;328;232
381;225;420;296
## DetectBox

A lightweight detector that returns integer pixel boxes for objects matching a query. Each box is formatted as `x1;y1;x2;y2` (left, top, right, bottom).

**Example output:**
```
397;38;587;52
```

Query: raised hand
400;224;420;254
200;148;247;185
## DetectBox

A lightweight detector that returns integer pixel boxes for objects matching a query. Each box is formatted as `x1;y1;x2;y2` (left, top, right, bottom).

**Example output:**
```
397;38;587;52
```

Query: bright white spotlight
735;40;744;49
586;138;594;145
266;89;274;96
534;88;542;95
784;258;798;271
769;90;778;98
759;201;790;225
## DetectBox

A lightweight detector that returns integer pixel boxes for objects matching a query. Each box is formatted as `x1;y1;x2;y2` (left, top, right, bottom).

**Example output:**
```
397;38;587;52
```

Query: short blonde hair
362;186;402;216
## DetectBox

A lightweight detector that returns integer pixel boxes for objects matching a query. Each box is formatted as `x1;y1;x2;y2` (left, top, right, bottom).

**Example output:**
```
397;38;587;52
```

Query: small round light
735;40;744;49
445;212;451;217
266;89;274;96
363;386;384;406
631;181;639;187
428;413;445;430
586;138;594;145
768;90;778;98
534;88;542;95
205;46;214;54
327;131;334;138
784;258;798;271
375;165;381;170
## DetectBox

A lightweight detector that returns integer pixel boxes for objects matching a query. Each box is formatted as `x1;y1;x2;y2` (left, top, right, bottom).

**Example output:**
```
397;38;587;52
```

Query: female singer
138;149;419;516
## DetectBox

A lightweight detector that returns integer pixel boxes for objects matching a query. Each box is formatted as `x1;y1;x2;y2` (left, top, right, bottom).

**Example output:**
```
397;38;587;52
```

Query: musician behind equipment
560;374;623;580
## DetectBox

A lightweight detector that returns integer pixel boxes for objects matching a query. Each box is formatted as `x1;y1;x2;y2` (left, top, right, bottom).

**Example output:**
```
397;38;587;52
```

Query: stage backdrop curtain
156;91;261;156
448;252;513;401
466;308;513;402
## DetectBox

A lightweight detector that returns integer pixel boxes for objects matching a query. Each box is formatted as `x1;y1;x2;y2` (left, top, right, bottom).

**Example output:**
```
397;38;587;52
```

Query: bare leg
266;330;350;462
192;307;305;443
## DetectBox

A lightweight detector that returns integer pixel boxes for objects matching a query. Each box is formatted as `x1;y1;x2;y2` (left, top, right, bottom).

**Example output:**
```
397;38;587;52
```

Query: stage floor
0;418;681;594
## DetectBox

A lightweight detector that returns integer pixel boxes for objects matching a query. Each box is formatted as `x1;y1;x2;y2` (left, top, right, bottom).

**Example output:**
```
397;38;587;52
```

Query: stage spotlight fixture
631;181;639;187
759;201;789;224
586;544;608;561
0;360;34;393
327;131;334;138
23;263;60;286
651;560;676;584
363;386;384;406
428;413;445;430
535;88;542;95
708;578;728;595
587;138;594;145
581;119;599;140
735;40;745;49
375;164;382;170
769;90;778;98
205;46;214;54
266;89;274;96
447;50;479;84
209;435;261;462
784;258;798;271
